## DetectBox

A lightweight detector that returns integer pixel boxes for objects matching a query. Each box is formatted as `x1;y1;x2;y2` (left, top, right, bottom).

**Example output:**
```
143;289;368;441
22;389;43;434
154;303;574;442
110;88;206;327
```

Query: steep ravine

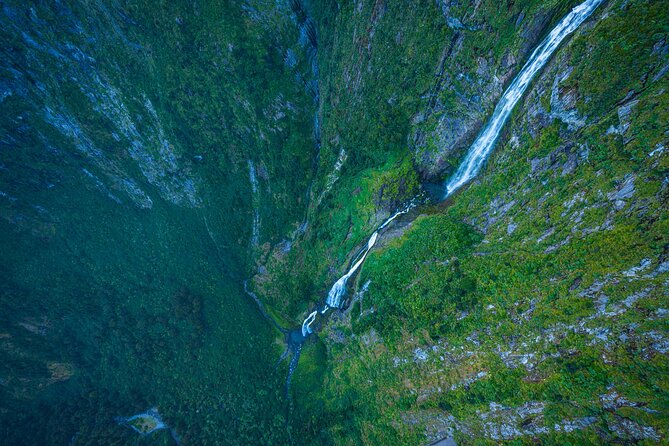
276;0;604;409
295;0;603;333
286;1;667;445
1;0;667;445
0;1;317;444
252;0;668;444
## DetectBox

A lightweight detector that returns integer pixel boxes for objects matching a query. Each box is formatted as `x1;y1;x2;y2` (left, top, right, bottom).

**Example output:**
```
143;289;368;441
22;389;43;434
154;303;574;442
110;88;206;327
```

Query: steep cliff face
250;0;668;444
0;0;318;443
410;0;581;181
1;0;667;445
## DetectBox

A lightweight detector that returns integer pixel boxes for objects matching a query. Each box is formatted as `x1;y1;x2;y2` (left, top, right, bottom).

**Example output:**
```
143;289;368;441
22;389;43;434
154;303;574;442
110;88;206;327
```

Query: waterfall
443;0;604;198
299;0;603;337
302;202;416;336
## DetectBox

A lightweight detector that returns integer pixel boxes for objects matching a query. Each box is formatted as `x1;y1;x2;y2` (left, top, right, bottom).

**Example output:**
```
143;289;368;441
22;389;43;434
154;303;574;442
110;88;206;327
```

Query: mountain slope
259;0;668;444
1;0;667;445
0;0;319;443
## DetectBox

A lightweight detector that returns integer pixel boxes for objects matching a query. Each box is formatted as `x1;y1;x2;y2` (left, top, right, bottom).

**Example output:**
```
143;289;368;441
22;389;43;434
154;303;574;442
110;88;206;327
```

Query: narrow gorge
1;0;667;445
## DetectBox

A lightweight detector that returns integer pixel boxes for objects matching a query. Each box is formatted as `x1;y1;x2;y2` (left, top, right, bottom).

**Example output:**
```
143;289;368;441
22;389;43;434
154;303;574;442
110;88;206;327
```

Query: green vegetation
358;216;482;339
263;0;669;444
0;0;317;444
1;0;667;444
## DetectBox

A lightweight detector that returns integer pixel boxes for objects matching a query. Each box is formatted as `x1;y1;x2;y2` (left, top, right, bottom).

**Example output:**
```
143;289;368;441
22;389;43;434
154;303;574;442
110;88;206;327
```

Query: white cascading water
301;0;603;337
325;231;378;307
302;204;415;336
443;0;604;197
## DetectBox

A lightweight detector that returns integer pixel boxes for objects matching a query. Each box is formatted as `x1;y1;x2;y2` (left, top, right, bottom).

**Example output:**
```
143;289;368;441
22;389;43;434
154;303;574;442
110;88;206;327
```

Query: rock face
278;0;669;445
0;1;318;444
1;0;668;445
408;2;555;181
